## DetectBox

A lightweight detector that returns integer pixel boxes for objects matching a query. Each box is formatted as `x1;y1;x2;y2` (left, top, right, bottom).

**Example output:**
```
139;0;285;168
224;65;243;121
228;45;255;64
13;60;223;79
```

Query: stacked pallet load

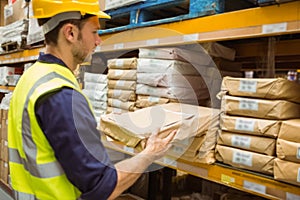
275;119;300;186
136;47;210;109
107;58;137;113
82;72;108;126
100;103;220;164
216;77;300;176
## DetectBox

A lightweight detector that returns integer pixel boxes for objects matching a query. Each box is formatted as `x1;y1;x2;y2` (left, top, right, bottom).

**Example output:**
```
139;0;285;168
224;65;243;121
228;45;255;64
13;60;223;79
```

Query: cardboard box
217;131;276;156
277;139;300;163
4;0;28;25
0;139;8;162
0;160;9;184
108;58;137;69
220;114;281;138
107;89;136;101
274;158;300;186
278;119;300;142
1;119;7;141
108;80;136;90
220;77;300;104
108;69;137;80
221;95;300;120
100;103;220;150
215;145;275;175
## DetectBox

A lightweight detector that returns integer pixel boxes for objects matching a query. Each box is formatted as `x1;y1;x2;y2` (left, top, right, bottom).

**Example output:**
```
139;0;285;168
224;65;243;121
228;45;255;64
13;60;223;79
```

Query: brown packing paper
108;69;137;80
276;139;300;163
107;98;136;111
217;131;276;156
220;114;281;138
221;77;300;104
107;58;137;69
274;158;300;186
100;103;220;150
135;95;176;108
106;107;129;114
221;95;300;120
278;119;300;142
107;89;136;102
108;80;136;90
215;145;275;175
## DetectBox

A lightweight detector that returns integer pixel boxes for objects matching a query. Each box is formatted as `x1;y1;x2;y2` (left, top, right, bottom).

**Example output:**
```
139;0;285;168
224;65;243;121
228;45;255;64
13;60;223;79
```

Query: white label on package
235;118;255;132
239;99;258;111
233;150;253;167
243;180;266;194
114;100;121;107
116;80;125;87
239;80;257;93
262;22;287;34
114;70;123;76
297;147;300;159
113;90;121;96
287;192;300;200
148;96;160;102
115;59;124;67
232;135;251;149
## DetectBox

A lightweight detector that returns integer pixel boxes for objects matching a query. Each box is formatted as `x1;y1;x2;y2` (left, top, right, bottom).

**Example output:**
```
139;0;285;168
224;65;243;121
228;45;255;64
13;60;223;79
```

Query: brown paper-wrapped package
100;103;220;151
221;95;300;120
274;158;300;186
107;99;136;111
108;80;136;90
217;131;276;156
108;69;137;80
278;119;300;142
276;139;300;163
215;145;274;175
220;114;281;138
107;89;136;102
221;77;300;104
107;58;137;69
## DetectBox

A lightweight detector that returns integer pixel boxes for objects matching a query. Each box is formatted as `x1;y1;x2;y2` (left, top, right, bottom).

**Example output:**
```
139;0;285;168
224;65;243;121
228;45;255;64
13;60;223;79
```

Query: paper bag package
135;95;177;108
220;77;300;104
166;125;219;164
107;89;136;102
108;80;136;91
274;158;300;186
220;114;281;138
100;103;220;151
278;119;300;142
107;58;137;69
136;84;209;101
107;99;135;111
215;145;275;175
276;139;300;163
137;58;199;75
108;69;137;80
217;131;276;156
221;95;300;120
137;73;207;89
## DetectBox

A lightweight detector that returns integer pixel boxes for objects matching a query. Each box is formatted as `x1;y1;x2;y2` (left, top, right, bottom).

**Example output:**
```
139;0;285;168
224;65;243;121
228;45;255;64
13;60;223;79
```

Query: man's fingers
164;129;177;143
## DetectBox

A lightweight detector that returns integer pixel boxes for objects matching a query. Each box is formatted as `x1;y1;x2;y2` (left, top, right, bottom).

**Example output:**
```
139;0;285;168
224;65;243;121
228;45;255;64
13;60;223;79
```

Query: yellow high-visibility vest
8;62;91;199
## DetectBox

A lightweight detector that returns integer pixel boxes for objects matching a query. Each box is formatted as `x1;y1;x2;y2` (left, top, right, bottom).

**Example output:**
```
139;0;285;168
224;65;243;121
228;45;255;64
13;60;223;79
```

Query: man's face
72;16;101;64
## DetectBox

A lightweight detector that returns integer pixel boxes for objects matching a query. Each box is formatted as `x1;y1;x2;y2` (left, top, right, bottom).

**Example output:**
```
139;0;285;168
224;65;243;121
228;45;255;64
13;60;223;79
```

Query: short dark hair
38;14;94;45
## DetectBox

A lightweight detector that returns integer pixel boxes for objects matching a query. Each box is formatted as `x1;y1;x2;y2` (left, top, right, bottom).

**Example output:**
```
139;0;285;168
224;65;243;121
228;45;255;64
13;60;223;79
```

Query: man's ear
62;24;78;42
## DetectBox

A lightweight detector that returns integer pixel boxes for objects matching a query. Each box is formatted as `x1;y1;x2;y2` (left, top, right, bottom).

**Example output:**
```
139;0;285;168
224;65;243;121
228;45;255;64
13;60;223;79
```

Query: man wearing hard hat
7;1;176;199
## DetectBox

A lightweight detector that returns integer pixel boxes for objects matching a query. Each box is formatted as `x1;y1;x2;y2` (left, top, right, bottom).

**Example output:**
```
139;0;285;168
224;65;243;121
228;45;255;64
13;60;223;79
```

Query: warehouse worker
7;0;176;199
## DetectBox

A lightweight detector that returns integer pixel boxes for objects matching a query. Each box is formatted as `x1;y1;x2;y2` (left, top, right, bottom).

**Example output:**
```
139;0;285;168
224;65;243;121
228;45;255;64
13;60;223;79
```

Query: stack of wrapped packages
107;58;138;113
217;76;300;177
276;117;300;186
135;47;211;109
82;72;108;126
100;103;220;164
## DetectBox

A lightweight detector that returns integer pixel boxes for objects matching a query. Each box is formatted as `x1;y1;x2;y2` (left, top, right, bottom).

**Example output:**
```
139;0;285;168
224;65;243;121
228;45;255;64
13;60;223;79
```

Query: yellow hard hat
32;0;110;19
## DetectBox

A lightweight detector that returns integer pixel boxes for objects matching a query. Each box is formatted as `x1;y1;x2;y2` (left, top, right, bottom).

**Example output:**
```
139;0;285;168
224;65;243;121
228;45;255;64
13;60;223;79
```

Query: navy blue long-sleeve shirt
35;53;117;200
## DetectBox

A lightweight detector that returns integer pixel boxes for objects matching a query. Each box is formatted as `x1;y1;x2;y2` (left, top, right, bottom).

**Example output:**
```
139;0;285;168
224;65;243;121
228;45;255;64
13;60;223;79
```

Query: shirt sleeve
35;87;117;200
